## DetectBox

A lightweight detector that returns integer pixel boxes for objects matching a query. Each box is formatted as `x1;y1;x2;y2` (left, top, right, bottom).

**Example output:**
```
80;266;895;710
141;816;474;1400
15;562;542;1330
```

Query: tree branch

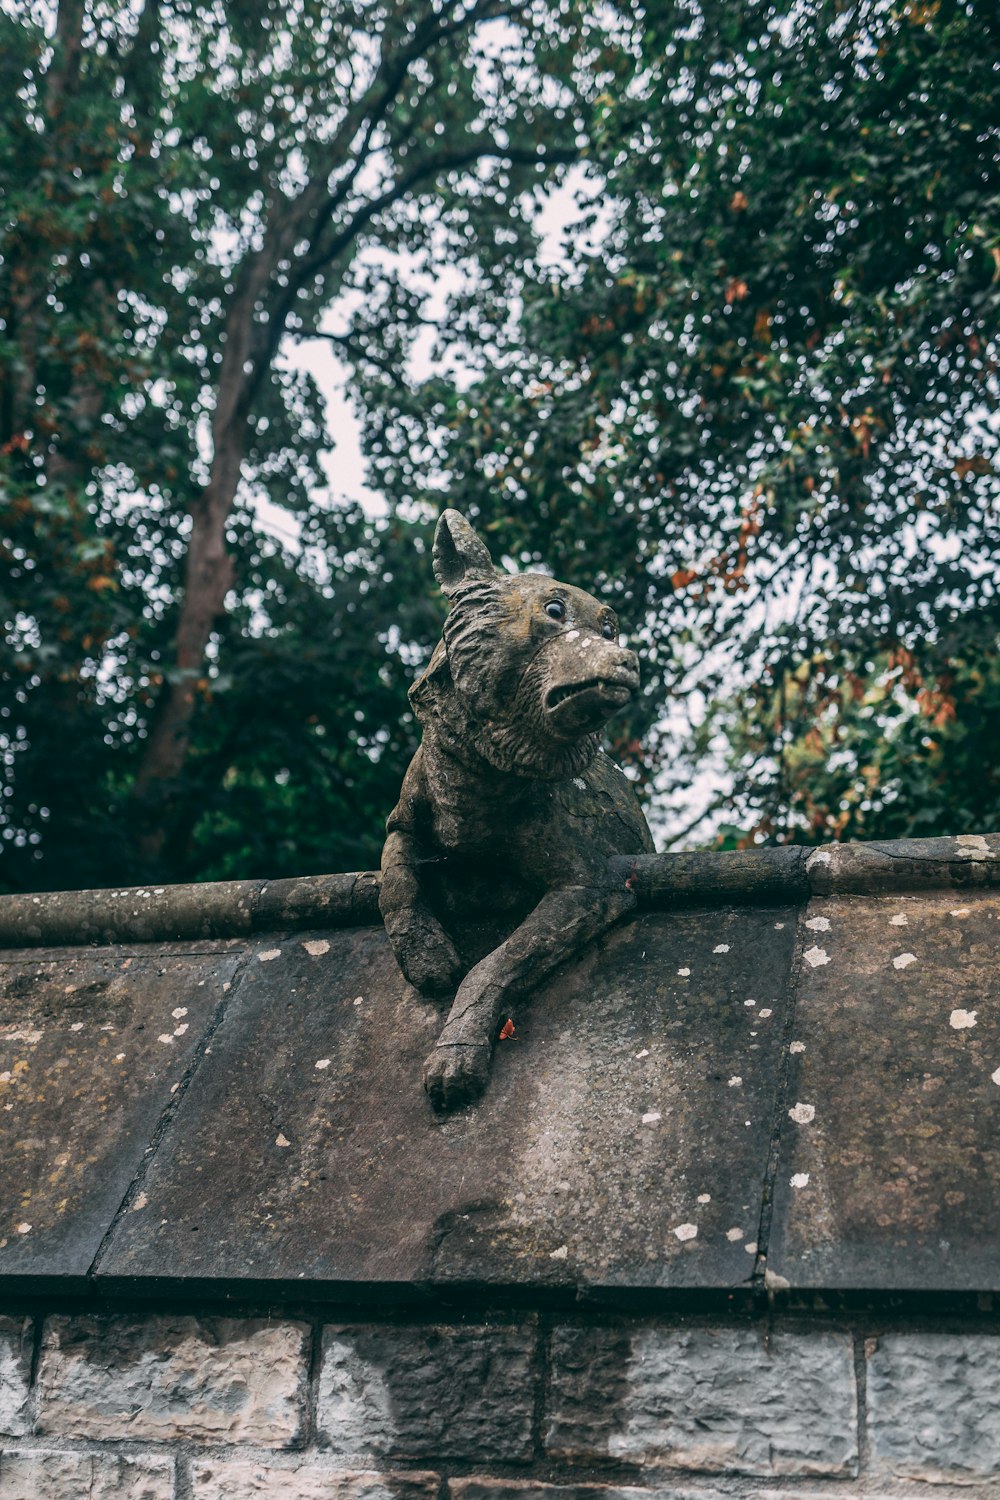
240;132;577;421
290;328;412;386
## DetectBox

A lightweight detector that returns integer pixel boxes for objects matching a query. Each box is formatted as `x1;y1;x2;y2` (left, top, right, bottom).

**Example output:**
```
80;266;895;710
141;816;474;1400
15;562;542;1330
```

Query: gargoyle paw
399;929;463;998
423;1042;491;1111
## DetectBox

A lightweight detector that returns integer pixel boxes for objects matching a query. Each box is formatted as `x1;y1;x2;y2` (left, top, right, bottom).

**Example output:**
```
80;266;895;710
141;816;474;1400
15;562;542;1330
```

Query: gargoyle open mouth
546;676;634;712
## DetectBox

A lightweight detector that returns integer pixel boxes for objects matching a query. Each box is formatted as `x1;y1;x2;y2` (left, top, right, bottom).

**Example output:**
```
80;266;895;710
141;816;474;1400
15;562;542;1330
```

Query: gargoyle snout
612;645;640;684
589;643;640;698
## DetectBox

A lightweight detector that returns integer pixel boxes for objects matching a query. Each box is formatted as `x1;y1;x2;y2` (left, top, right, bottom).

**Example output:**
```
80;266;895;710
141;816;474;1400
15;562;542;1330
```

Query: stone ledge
1;834;996;948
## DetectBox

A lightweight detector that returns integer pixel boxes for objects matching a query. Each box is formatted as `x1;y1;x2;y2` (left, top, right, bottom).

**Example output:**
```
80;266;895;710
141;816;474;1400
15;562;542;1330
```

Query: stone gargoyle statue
380;510;654;1109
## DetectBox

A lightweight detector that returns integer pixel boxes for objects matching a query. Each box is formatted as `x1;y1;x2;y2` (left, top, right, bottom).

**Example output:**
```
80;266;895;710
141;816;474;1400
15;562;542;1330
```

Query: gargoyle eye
601;620;616;639
545;599;566;621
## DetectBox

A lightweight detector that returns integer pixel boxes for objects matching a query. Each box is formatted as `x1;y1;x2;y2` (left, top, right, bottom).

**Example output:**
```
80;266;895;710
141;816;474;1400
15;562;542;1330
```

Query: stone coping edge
0;833;996;948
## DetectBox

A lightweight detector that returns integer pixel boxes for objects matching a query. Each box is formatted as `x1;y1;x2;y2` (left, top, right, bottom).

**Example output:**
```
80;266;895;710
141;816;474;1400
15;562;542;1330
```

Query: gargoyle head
410;510;640;779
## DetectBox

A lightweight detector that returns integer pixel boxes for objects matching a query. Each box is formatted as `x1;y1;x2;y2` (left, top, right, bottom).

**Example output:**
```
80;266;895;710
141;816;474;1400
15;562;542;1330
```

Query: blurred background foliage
1;0;997;892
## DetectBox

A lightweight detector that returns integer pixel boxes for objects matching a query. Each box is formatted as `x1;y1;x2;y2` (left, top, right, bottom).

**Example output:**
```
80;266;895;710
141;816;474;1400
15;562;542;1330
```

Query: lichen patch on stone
956;833;991;861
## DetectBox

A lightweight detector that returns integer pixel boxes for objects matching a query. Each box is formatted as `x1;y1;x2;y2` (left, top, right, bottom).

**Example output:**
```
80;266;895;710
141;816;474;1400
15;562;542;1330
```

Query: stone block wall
2;1309;999;1497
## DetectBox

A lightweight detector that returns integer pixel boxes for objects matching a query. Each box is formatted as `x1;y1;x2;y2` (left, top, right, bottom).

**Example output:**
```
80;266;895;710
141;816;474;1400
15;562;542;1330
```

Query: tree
4;0;997;892
1;0;604;891
363;0;1000;844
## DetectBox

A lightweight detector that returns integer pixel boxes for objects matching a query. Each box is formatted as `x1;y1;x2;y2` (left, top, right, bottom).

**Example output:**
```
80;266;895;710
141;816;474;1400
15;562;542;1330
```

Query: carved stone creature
380;510;654;1109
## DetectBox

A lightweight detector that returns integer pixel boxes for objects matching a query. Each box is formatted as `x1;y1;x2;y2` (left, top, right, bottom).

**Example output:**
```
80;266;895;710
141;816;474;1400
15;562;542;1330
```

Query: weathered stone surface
1;833;993;951
546;1325;858;1475
0;883;259;947
36;1314;308;1445
101;909;796;1292
317;1323;534;1461
614;848;808;909
0;874;378;949
768;892;1000;1289
451;1484;727;1500
0;1316;32;1435
0;1450;173;1500
190;1463;440;1499
0;944;240;1280
867;1333;1000;1481
806;834;1000;895
755;1494;929;1500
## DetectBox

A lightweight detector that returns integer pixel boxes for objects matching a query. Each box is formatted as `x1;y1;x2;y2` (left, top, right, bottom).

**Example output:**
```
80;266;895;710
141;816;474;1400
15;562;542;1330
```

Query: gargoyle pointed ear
432;509;495;595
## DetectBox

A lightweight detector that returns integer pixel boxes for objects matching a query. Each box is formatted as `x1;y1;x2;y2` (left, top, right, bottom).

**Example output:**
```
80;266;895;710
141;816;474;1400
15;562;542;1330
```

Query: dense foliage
0;0;590;889
2;0;998;892
365;0;1000;846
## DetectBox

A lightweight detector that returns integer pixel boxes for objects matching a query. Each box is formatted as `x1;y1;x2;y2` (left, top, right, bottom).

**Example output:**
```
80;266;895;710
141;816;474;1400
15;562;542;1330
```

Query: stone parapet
2;837;999;1495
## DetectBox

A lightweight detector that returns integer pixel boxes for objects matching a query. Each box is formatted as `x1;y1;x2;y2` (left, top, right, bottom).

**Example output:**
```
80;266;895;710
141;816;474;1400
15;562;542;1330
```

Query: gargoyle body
380;510;654;1109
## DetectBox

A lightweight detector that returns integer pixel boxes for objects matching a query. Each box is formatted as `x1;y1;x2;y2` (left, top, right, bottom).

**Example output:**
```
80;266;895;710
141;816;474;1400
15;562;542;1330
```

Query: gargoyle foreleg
423;881;636;1110
379;829;464;997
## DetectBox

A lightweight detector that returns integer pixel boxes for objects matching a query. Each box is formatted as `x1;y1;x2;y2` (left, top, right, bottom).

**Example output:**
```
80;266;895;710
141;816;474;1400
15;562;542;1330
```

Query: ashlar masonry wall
4;1309;1000;1499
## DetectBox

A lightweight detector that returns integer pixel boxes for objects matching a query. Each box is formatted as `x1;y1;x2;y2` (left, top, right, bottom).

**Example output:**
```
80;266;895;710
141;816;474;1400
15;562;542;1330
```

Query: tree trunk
125;0;561;871
128;161;328;863
129;409;246;863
